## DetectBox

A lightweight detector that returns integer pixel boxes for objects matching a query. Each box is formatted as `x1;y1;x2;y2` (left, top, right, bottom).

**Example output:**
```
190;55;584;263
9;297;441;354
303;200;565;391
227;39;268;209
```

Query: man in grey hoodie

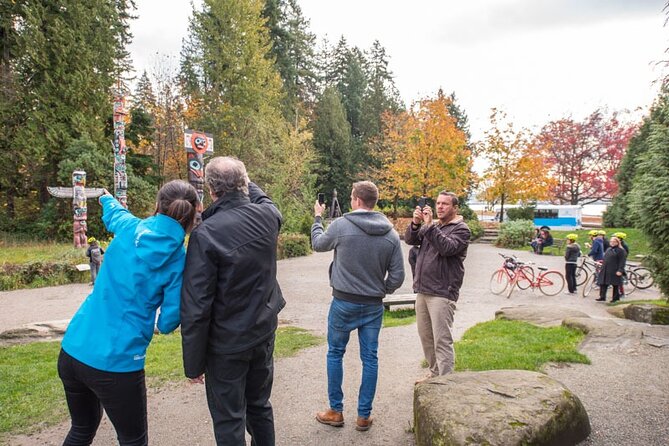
311;181;405;432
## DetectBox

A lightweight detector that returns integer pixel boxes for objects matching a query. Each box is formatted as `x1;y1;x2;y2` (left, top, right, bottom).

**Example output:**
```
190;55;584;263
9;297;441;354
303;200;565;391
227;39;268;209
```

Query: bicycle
489;254;534;295
505;262;565;298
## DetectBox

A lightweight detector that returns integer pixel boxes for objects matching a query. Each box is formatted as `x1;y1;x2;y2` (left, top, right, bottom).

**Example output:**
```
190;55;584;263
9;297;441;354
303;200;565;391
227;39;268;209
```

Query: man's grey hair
205;156;249;197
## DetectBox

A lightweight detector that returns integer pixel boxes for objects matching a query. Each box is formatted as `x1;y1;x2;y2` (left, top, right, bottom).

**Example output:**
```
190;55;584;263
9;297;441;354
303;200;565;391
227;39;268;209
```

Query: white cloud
129;0;668;141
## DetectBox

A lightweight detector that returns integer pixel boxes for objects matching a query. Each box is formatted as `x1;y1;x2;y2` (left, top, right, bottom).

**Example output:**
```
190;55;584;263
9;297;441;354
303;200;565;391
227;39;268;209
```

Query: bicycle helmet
612;232;627;239
588;230;598;237
597;230;606;236
87;237;97;244
566;233;578;241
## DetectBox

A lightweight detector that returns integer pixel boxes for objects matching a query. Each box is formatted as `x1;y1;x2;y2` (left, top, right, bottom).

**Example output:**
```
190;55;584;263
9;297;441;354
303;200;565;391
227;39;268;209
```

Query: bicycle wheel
538;271;565;296
489;269;510;295
581;274;596;298
516;266;534;290
631;266;654;289
622;272;636;296
574;266;589;287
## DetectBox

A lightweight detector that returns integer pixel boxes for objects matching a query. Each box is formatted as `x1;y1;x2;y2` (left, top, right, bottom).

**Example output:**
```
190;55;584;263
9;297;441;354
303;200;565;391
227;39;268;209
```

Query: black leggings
57;349;148;446
565;263;577;293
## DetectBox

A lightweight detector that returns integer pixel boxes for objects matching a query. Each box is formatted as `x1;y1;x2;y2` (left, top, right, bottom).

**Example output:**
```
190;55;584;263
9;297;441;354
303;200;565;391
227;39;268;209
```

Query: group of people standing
562;229;629;302
58;157;470;446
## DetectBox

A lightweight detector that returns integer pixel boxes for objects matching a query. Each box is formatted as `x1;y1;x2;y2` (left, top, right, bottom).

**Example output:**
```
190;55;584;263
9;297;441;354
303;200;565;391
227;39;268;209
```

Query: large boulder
414;370;590;446
495;305;589;327
623;304;669;325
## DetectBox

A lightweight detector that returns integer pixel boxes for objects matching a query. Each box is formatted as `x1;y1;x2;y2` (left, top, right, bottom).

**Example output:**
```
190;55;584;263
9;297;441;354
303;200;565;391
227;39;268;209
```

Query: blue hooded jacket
62;195;185;372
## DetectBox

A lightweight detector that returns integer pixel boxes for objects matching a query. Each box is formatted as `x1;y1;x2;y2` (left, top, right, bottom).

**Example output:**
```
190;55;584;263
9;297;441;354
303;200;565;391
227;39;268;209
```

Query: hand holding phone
418;197;427;209
318;193;326;205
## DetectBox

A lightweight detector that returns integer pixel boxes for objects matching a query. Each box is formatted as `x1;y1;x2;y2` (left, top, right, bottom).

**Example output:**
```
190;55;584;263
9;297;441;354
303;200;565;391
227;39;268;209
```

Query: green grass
0;242;86;265
383;308;416;328
609;299;668;307
454;320;590;372
0;327;323;438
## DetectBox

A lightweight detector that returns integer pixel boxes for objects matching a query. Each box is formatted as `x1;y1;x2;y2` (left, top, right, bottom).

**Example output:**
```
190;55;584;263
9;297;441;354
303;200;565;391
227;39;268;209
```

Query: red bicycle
489;254;534;295
505;262;565;298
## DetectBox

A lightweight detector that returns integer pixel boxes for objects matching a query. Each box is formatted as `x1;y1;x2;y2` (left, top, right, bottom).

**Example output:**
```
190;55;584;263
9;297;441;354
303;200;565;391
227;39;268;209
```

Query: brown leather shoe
355;416;373;431
316;409;344;427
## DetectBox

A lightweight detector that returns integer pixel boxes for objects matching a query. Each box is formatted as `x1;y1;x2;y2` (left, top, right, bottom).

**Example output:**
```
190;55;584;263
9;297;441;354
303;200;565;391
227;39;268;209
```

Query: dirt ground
2;243;667;445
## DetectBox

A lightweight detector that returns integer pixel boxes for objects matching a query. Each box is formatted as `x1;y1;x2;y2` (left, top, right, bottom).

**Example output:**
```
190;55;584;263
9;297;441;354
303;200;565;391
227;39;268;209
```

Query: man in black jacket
405;191;470;381
181;156;285;446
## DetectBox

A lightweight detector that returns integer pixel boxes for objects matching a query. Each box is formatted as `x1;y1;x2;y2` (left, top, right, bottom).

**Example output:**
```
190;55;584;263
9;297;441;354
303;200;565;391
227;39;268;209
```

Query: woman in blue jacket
58;180;198;446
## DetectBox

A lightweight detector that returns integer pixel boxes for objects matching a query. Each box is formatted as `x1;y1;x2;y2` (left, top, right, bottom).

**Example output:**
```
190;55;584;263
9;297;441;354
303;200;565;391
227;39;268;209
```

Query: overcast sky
128;0;668;140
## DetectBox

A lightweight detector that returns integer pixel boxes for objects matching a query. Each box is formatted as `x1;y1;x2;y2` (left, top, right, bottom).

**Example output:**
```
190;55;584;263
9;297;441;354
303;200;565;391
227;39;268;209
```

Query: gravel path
3;244;668;445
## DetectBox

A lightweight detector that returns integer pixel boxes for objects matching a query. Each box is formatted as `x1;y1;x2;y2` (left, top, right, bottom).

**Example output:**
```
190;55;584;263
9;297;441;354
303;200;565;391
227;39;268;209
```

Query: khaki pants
416;293;456;376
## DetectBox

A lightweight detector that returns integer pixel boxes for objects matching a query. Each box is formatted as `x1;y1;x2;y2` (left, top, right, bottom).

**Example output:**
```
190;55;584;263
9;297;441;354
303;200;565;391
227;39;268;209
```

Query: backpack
90;246;102;265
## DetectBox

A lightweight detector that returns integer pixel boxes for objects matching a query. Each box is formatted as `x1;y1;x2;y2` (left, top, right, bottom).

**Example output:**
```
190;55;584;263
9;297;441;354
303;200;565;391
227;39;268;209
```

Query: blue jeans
326;297;383;418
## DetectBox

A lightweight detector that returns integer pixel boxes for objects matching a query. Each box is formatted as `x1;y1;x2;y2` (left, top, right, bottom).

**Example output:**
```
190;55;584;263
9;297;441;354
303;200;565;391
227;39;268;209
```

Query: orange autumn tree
478;109;554;222
377;90;473;211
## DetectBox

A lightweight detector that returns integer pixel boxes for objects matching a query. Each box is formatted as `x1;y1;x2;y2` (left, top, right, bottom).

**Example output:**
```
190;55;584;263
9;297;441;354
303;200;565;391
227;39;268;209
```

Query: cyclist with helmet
586;229;604;261
613;232;629;254
564;234;580;294
85;237;104;285
598;230;610;251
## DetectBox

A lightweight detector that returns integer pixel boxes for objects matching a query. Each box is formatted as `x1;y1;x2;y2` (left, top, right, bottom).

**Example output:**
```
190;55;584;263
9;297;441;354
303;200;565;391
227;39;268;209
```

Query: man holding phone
405;191;470;381
311;181;405;431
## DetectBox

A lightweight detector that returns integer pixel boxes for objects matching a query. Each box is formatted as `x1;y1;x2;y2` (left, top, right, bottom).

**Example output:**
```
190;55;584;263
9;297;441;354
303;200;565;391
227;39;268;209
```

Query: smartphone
318;193;326;205
418;196;427;208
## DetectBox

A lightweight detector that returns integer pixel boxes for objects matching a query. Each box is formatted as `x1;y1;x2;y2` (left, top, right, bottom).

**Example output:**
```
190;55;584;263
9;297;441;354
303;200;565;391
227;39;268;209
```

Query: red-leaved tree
536;111;637;205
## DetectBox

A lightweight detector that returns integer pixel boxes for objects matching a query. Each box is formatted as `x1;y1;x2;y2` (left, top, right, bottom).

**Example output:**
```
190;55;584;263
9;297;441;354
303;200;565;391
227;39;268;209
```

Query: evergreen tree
180;0;286;181
181;0;313;222
312;87;353;207
262;0;317;123
0;0;135;236
629;89;669;299
604;116;651;227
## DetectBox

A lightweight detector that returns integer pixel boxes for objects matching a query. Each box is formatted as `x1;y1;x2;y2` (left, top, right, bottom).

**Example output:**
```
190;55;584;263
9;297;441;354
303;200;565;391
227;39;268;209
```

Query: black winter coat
597;246;627;286
180;183;285;378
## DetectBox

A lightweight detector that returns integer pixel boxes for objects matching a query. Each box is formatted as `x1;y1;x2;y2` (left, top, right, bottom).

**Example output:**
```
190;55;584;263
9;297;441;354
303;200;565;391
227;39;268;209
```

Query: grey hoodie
312;211;405;305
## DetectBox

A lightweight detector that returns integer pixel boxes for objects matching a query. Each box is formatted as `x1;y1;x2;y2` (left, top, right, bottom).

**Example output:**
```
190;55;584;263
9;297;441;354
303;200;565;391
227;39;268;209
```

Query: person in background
59;180;198;446
586;230;605;262
595;236;627;303
599;230;610;252
85;237;104;285
564;233;580;294
531;228;553;254
613;232;630;298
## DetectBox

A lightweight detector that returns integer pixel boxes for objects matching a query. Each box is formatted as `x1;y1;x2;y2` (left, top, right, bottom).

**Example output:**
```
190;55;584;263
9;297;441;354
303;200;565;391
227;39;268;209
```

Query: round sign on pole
190;132;209;154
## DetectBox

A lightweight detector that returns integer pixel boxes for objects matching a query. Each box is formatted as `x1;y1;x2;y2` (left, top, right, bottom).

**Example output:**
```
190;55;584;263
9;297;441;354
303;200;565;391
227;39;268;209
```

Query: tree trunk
499;195;506;223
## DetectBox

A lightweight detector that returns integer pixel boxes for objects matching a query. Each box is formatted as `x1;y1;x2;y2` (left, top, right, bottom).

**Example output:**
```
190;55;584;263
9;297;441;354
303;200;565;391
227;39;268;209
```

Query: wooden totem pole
47;171;105;248
112;90;128;207
184;129;214;224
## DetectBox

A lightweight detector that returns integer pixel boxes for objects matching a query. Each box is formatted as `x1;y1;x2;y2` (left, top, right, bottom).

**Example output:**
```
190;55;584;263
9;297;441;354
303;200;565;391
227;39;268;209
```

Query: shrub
506;205;535;221
467;219;484;241
277;233;311;259
0;261;86;291
496;219;535;248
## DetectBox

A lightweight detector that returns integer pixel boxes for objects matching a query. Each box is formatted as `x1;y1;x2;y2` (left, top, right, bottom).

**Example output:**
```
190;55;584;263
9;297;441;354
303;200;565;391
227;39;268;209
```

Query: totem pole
184;129;214;225
112;89;128;207
47;171;105;248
